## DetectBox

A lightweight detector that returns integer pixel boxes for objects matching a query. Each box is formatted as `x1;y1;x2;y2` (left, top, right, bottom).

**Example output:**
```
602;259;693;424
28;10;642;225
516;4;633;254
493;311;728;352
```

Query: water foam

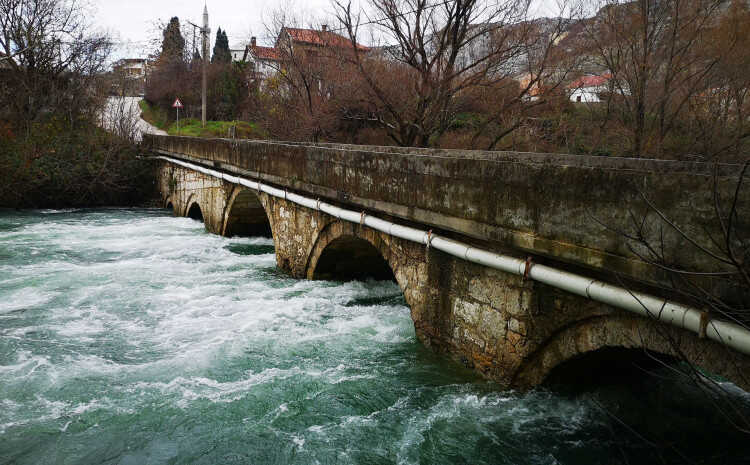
3;209;749;465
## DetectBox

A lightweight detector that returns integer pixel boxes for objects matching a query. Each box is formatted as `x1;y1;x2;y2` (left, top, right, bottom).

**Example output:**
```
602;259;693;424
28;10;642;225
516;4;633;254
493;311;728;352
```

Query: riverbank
0;120;157;209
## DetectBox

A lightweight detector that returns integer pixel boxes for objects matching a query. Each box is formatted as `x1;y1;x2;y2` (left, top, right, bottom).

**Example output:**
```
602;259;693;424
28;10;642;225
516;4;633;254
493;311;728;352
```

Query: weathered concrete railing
147;135;750;389
143;134;747;289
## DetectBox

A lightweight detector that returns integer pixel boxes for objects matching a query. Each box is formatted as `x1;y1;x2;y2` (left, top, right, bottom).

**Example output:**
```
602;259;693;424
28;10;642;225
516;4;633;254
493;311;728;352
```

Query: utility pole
201;4;209;128
188;5;210;128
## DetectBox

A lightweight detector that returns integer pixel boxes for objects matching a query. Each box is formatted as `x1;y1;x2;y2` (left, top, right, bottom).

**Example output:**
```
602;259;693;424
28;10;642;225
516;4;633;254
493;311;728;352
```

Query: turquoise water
1;209;749;464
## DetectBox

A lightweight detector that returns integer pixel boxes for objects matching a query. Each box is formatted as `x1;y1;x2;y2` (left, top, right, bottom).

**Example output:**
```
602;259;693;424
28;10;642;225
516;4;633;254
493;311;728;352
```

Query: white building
230;47;247;62
112;58;149;79
567;74;611;103
242;37;282;80
111;58;150;96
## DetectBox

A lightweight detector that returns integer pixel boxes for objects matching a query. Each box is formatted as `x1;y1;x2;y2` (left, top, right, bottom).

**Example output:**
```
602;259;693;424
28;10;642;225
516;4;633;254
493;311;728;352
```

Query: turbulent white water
1;208;748;465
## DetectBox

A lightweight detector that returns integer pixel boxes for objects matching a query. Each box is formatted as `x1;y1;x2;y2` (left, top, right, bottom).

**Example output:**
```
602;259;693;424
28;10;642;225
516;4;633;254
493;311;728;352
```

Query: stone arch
164;196;174;212
303;220;432;341
221;186;274;239
306;221;399;283
512;314;750;391
182;193;197;217
185;197;204;223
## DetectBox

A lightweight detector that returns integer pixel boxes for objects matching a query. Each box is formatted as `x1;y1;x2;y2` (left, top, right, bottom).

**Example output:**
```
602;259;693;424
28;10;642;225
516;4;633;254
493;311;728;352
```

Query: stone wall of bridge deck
265;191;750;390
156;158;750;391
144;134;749;295
295;214;750;390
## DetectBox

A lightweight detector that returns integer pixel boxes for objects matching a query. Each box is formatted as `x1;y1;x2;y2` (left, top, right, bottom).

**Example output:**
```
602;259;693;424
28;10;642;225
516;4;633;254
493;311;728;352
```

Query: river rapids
1;208;748;464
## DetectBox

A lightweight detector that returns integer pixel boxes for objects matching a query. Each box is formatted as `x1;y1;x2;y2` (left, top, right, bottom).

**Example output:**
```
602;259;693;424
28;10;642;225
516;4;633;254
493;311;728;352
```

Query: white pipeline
156;155;750;357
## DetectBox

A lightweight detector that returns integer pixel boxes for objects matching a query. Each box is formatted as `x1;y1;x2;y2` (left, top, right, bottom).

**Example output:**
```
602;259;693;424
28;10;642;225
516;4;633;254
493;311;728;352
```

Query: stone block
479;307;507;340
452;298;481;325
508;318;526;335
505;331;524;352
463;328;486;350
508;289;532;316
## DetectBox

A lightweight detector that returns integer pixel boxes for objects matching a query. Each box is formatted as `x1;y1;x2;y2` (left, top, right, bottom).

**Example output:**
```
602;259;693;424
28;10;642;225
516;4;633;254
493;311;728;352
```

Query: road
102;96;167;140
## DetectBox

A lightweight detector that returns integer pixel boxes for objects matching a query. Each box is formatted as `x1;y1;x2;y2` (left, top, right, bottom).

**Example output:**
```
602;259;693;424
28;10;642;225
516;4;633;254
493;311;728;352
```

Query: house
567;74;611;102
239;26;367;87
274;26;368;99
111;58;151;96
243;37;282;80
230;46;247;62
112;58;149;79
275;25;368;52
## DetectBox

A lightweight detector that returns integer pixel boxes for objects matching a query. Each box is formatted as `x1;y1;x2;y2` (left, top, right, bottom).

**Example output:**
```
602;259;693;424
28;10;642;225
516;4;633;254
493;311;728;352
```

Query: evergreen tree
212;27;231;63
161;17;185;63
215;64;242;119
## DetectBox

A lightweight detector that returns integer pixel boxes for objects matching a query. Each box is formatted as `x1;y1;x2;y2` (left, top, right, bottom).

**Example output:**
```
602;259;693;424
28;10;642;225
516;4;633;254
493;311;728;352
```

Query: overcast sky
94;0;336;59
94;0;560;61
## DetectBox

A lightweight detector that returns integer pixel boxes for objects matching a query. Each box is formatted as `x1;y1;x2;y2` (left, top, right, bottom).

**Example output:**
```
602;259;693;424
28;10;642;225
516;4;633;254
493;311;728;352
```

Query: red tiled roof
250;45;281;61
568;74;611;89
282;27;368;50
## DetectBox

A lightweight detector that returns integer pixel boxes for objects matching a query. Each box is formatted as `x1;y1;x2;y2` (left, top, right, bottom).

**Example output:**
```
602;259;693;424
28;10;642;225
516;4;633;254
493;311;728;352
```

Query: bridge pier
160;163;233;235
157;159;750;391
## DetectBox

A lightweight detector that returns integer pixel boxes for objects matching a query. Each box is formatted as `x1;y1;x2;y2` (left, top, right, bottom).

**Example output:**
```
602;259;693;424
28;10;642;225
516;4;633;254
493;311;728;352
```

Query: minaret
201;3;209;127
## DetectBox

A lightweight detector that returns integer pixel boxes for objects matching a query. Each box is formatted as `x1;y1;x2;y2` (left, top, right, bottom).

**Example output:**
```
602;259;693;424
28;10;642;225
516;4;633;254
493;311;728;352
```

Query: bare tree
256;9;349;141
0;0;112;133
580;0;731;157
0;0;154;208
332;0;577;148
682;0;750;162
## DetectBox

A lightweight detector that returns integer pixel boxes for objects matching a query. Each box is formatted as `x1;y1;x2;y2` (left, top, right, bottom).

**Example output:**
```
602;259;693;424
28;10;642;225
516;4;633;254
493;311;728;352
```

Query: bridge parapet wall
145;134;747;292
155;156;750;391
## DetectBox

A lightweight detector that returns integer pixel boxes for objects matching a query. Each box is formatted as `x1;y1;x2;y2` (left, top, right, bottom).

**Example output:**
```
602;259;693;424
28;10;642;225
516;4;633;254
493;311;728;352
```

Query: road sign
173;98;183;135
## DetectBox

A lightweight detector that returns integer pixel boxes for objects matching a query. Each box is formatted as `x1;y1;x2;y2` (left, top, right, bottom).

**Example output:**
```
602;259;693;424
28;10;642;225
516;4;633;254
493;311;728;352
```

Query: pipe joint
523;257;533;280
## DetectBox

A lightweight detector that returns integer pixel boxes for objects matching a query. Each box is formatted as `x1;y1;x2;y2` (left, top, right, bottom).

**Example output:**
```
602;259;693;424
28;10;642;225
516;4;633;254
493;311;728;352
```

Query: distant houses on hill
232;26;367;84
111;58;151;96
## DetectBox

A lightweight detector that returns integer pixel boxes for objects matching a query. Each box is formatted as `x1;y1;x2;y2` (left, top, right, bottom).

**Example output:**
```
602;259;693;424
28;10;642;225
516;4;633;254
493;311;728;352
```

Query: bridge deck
145;135;746;291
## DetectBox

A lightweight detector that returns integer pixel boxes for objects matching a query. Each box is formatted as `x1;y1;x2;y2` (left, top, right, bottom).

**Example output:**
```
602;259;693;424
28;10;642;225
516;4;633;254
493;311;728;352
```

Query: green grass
138;99;267;139
138;100;169;130
166;118;267;139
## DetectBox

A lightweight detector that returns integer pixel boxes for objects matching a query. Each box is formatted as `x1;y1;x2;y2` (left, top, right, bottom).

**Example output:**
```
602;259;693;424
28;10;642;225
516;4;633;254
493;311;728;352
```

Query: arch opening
514;315;750;393
312;236;395;281
224;190;271;238
166;201;173;210
187;202;204;222
543;347;750;459
543;347;679;391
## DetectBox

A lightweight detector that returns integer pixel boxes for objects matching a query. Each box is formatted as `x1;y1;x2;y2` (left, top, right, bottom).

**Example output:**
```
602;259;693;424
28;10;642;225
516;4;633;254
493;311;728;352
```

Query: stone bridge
144;134;750;390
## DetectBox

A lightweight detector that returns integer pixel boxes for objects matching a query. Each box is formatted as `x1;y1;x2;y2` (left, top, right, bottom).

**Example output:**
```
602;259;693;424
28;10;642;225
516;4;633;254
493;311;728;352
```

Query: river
1;209;749;464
